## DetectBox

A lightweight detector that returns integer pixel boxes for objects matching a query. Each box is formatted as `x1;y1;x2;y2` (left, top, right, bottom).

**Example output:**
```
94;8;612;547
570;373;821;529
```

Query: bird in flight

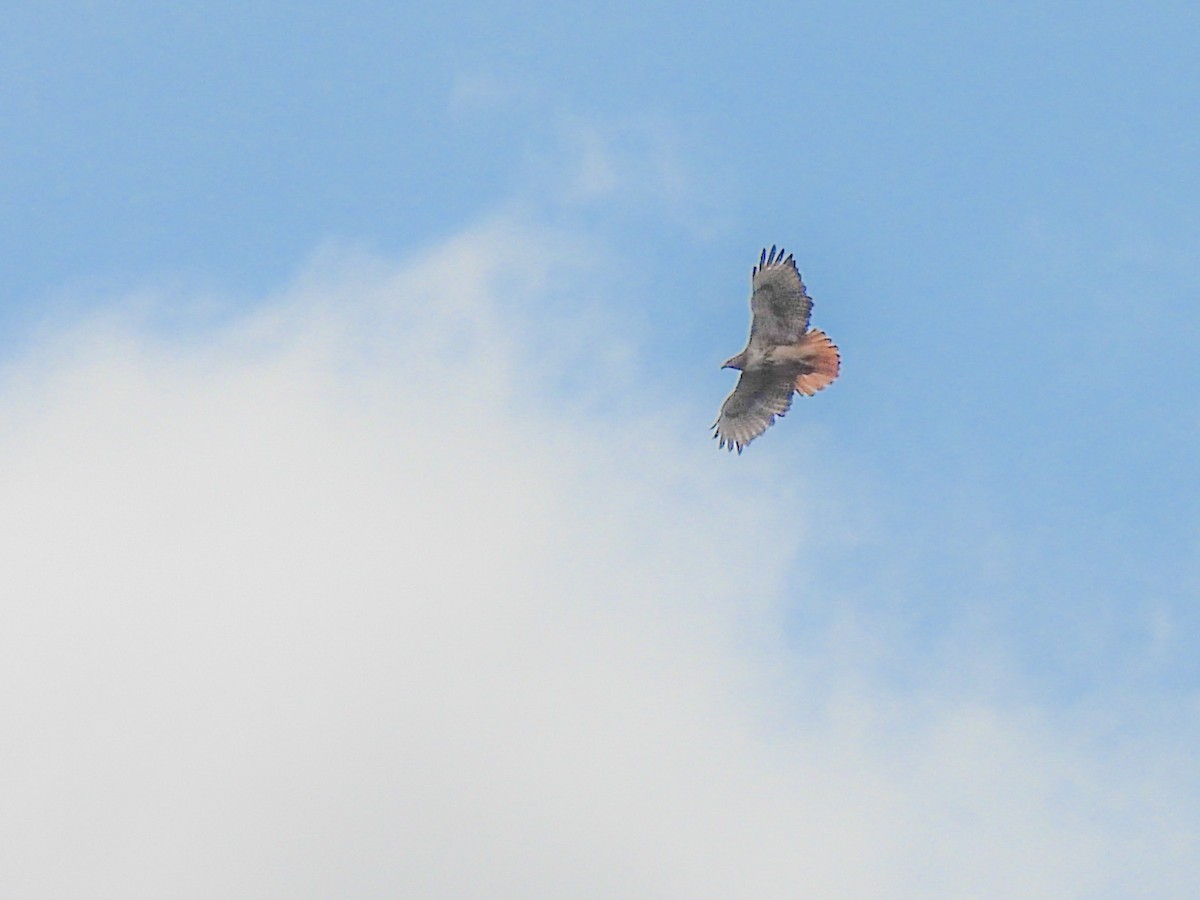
712;246;840;453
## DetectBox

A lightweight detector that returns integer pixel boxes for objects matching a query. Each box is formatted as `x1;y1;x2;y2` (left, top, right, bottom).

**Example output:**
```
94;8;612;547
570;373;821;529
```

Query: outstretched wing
748;246;812;349
712;365;799;453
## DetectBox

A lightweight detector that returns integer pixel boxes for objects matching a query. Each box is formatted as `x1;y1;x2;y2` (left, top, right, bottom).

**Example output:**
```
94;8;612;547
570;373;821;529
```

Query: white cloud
1;217;1196;898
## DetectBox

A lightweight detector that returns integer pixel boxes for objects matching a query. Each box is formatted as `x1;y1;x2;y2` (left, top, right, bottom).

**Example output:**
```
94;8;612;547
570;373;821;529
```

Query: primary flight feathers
712;246;840;453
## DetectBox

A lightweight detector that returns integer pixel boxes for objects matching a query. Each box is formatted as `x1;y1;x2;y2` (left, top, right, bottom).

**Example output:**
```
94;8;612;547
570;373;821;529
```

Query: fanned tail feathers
793;329;840;396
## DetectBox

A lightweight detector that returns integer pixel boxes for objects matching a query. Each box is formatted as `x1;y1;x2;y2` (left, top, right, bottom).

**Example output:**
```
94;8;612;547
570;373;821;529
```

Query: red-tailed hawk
713;246;840;453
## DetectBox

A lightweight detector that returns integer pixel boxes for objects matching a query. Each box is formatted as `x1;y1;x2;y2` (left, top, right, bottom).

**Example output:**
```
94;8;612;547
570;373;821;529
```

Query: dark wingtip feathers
712;423;745;453
713;427;750;453
753;244;797;277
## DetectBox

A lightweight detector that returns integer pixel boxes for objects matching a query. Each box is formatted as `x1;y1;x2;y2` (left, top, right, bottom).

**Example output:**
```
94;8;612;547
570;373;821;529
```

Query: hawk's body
713;246;840;453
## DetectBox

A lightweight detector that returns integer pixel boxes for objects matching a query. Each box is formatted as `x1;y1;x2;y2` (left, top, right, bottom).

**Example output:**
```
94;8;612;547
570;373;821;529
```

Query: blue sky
4;1;1200;894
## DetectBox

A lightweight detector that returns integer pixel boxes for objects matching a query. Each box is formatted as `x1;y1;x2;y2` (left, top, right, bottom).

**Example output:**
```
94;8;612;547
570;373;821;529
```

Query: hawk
713;246;840;453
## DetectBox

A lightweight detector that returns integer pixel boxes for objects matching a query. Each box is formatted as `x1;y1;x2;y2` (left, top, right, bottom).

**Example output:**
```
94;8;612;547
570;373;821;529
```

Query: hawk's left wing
748;246;812;349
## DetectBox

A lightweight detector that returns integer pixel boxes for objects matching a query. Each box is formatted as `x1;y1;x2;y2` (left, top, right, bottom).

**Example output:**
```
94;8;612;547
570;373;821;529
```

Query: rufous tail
793;329;840;396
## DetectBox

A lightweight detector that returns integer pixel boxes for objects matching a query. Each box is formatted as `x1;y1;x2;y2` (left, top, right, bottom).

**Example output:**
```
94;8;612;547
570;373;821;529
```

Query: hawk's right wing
712;365;799;453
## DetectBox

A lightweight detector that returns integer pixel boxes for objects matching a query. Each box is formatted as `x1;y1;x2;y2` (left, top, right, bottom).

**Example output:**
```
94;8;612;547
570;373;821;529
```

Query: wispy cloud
447;70;538;124
445;69;733;239
550;117;724;234
1;217;1196;897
